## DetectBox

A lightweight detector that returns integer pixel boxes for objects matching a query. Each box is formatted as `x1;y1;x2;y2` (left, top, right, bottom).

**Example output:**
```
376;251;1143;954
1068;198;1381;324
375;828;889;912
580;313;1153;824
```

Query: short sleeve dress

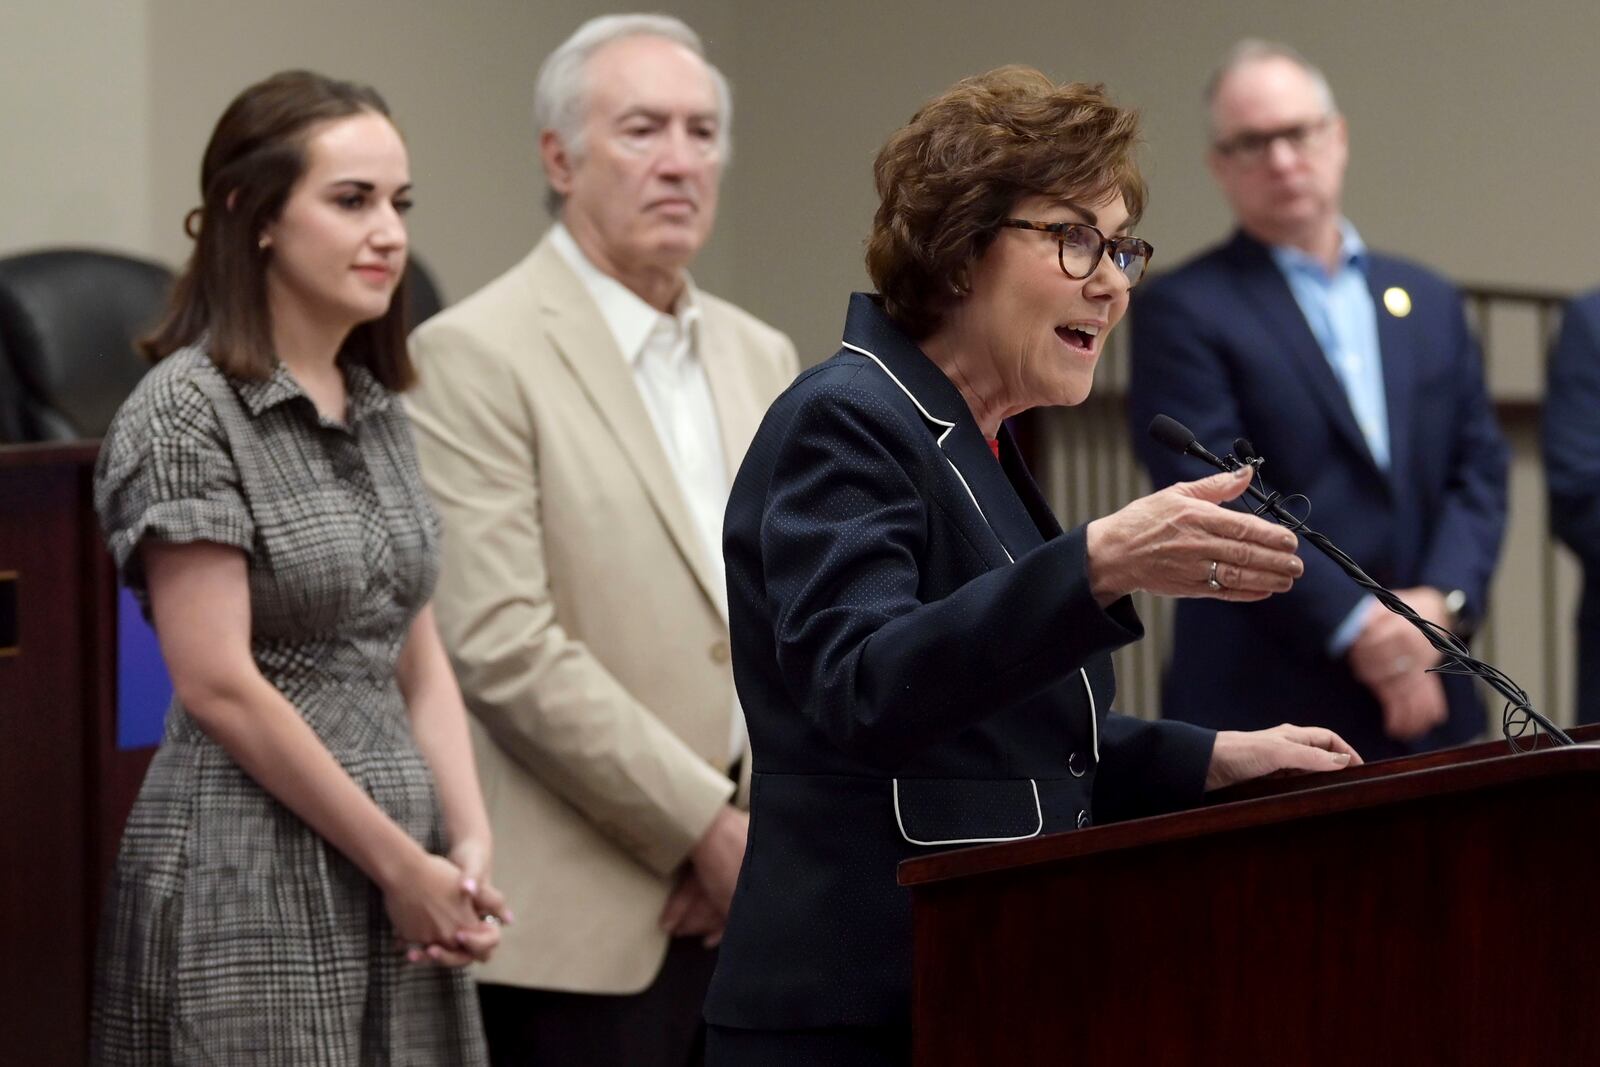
89;348;488;1066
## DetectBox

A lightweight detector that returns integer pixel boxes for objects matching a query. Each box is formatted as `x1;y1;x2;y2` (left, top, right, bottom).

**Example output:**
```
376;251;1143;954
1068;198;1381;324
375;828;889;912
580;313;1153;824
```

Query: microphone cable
1148;415;1574;752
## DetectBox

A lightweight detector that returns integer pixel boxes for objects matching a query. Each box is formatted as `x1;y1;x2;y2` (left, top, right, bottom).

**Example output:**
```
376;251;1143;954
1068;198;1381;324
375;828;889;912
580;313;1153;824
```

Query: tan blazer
406;233;798;994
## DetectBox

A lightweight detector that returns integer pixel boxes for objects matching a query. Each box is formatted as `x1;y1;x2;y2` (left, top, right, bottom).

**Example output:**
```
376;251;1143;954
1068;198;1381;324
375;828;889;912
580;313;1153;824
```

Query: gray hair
1205;39;1338;138
534;13;733;216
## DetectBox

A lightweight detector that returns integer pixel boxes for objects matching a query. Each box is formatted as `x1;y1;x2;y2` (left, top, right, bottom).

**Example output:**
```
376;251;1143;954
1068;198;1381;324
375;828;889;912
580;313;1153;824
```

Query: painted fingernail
406;948;421;963
462;878;478;894
503;909;516;925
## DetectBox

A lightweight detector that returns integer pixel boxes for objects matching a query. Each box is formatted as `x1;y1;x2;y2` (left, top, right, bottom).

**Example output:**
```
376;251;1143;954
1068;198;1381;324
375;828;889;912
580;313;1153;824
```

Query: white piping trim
1080;668;1099;763
850;337;1102;822
841;341;954;444
944;462;1010;563
843;340;1012;563
892;777;1044;846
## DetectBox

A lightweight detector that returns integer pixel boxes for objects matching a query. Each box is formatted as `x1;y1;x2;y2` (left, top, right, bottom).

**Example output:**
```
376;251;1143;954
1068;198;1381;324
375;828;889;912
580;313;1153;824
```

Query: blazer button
709;640;731;665
1067;751;1086;778
1076;810;1090;829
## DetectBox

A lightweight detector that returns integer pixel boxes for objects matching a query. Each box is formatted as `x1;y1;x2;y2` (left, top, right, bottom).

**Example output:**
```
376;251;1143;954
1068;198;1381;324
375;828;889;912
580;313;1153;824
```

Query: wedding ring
1207;560;1223;591
481;914;501;926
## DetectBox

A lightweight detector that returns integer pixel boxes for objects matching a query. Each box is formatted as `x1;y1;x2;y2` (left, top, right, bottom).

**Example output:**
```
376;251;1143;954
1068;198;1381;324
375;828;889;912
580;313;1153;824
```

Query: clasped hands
1347;587;1452;742
659;804;748;948
384;837;513;968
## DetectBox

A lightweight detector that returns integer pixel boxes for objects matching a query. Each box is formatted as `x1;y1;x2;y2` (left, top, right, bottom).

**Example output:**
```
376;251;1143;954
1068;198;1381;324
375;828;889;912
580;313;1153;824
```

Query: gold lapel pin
1383;286;1412;318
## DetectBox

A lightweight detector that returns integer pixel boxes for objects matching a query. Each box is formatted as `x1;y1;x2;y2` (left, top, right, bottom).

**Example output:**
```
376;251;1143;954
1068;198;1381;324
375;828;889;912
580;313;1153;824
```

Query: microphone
1147;414;1194;453
1145;414;1573;750
1147;415;1226;468
1146;416;1257;484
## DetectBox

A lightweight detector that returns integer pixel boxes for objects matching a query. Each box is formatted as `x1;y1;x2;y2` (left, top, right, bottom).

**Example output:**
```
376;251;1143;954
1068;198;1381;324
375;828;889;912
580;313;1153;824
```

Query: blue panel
116;587;170;750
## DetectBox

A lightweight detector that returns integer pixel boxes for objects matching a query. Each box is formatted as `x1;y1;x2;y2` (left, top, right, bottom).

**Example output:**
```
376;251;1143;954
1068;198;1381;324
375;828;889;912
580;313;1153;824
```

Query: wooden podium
0;442;155;1066
901;726;1600;1066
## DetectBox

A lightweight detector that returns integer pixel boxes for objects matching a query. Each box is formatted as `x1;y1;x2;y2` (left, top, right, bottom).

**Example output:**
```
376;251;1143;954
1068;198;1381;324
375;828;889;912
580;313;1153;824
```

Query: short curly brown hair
866;67;1147;340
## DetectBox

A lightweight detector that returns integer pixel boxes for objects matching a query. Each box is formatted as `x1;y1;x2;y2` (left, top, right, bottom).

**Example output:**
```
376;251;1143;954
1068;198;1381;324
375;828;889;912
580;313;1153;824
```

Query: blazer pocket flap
892;777;1042;846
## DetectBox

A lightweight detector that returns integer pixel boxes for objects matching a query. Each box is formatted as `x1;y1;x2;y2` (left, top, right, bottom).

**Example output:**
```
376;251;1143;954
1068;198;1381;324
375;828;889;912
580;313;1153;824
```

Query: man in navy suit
1128;40;1508;761
1544;289;1600;724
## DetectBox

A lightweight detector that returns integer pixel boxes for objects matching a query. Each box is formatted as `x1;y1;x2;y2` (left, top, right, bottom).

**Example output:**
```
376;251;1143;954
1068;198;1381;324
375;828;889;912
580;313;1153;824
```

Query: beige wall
0;1;735;300
712;0;1600;360
7;1;1597;346
3;1;1595;725
0;1;153;256
141;0;735;302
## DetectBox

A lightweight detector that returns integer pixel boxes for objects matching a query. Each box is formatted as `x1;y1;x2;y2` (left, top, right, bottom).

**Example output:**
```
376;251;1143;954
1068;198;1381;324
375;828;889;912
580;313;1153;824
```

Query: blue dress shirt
1270;221;1387;655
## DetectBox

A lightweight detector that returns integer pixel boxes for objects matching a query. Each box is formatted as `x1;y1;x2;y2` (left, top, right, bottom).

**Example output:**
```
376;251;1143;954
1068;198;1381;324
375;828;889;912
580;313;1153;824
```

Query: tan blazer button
710;640;731;664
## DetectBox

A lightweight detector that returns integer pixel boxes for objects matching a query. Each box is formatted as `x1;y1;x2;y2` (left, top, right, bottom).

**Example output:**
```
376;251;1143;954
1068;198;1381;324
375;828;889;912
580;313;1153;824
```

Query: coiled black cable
1225;454;1572;752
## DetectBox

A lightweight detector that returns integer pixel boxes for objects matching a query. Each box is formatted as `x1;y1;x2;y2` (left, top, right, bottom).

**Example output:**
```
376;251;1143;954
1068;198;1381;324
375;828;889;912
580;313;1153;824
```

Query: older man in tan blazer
406;13;797;1067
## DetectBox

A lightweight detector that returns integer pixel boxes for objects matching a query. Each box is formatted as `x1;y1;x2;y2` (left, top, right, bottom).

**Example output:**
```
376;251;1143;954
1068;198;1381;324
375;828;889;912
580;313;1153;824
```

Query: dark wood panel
908;747;1600;1065
900;746;1599;887
0;439;100;469
1204;721;1600;807
0;442;155;1066
0;462;91;1066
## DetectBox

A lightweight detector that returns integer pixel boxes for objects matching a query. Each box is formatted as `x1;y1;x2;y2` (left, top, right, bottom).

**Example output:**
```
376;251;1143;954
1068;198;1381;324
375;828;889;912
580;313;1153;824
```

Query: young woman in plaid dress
90;71;507;1065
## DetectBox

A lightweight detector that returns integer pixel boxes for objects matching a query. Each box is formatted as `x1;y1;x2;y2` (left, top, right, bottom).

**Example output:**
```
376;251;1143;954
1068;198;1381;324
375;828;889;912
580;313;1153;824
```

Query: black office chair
0;249;174;442
405;254;445;329
0;250;444;444
0;332;25;444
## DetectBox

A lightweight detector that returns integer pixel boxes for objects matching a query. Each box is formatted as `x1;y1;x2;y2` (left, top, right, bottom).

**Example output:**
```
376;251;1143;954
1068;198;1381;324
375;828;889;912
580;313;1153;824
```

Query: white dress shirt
551;223;746;764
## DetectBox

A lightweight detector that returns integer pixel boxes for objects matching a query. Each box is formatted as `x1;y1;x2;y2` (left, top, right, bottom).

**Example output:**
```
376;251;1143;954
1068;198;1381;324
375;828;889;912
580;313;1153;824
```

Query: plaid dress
89;348;488;1066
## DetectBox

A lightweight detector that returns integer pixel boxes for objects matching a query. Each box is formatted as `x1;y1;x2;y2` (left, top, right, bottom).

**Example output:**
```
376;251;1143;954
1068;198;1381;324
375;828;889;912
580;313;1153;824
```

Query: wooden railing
1018;283;1580;731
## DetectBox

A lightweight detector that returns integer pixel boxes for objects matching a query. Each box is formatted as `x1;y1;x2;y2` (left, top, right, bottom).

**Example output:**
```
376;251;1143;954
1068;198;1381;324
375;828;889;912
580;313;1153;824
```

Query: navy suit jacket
1128;230;1508;760
1543;288;1600;724
704;293;1215;1032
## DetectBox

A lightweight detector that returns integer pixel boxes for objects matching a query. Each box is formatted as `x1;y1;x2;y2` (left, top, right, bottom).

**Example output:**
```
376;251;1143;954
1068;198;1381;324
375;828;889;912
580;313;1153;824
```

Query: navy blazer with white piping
1128;229;1508;760
703;292;1216;1032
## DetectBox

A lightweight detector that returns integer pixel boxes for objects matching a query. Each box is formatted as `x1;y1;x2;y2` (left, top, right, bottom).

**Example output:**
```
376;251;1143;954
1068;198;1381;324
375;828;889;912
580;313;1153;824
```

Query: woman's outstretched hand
1086;468;1303;606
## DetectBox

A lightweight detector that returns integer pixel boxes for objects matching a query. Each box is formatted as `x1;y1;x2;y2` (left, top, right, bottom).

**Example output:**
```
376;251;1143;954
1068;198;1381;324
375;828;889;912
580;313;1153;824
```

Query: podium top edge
898;742;1600;888
0;440;103;468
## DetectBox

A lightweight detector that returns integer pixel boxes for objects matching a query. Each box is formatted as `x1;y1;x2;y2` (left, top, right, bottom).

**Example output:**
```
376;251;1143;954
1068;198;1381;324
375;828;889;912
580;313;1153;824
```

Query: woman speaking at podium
89;72;504;1064
703;67;1361;1065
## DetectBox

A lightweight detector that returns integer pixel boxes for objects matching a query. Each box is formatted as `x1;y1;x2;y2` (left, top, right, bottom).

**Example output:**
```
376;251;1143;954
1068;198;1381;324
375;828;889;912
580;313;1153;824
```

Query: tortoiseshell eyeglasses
999;219;1154;287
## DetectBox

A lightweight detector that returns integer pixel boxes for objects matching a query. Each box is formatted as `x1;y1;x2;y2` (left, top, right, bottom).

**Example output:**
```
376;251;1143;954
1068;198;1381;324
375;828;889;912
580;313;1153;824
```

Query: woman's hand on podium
1204;724;1363;791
